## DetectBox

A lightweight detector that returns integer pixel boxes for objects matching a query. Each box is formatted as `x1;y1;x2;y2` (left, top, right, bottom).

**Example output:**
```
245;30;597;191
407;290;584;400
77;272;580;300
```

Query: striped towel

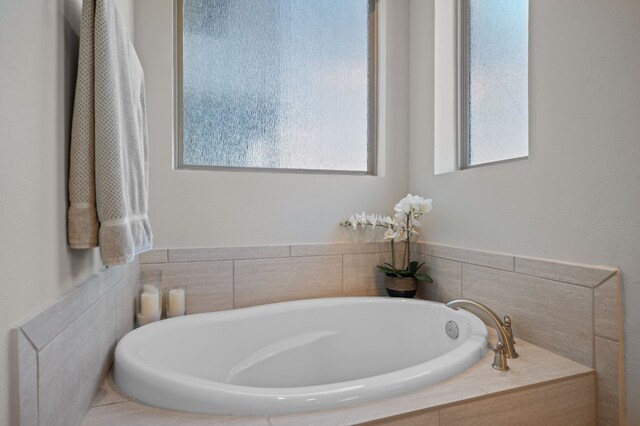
68;0;152;265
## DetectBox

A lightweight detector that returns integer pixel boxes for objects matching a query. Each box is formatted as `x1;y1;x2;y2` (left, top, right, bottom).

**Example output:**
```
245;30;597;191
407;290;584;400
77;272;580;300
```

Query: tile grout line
594;334;620;344
341;254;345;296
18;326;38;352
592;287;597;370
157;255;292;264
460;262;465;299
90;400;130;409
17;328;41;426
593;270;618;288
113;286;117;352
36;349;40;426
593;309;600;423
291;250;393;258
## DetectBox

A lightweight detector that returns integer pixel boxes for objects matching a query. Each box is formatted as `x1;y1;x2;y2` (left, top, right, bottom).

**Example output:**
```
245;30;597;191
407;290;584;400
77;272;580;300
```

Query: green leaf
408;261;426;273
413;272;433;283
377;265;398;276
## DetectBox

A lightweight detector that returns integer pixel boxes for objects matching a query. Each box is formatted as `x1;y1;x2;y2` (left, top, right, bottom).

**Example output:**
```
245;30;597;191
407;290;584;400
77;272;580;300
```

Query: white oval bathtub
114;297;488;415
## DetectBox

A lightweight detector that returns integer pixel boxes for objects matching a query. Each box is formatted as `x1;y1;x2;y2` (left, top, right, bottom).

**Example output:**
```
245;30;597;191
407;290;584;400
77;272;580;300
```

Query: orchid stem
390;240;396;270
406;213;411;271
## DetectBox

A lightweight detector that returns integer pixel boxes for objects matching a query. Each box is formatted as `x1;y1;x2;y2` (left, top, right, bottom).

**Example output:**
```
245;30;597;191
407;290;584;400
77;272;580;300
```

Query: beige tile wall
437;375;596;426
366;375;595;426
139;243;400;311
15;260;139;426
15;330;37;426
413;242;622;426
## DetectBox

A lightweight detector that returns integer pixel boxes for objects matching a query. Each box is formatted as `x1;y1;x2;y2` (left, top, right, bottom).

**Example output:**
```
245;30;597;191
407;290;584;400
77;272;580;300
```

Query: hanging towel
68;0;152;265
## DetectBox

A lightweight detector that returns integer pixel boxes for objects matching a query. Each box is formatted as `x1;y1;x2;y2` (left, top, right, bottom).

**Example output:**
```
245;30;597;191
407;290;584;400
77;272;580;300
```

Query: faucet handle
502;315;519;359
503;315;514;341
491;341;509;371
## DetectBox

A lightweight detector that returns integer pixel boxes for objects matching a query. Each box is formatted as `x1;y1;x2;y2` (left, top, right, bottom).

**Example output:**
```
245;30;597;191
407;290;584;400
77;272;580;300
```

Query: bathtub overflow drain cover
445;321;459;339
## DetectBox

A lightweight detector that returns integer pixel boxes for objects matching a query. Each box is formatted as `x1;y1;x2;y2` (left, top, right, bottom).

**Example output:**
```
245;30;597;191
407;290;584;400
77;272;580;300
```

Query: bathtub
114;297;488;415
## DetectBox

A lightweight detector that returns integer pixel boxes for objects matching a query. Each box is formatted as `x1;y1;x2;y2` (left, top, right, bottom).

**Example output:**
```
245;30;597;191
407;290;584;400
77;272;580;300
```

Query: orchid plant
340;194;434;283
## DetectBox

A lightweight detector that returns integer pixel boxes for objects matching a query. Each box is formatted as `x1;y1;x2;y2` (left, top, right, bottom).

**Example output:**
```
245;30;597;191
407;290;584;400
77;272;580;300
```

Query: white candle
143;284;158;294
168;289;186;316
140;292;160;316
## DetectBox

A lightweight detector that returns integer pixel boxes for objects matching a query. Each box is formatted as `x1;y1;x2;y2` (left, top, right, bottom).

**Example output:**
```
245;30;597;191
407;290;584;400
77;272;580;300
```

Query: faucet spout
446;299;519;364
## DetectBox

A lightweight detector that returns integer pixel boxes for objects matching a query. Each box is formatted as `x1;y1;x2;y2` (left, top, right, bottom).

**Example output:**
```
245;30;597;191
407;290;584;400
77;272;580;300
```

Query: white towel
68;0;152;265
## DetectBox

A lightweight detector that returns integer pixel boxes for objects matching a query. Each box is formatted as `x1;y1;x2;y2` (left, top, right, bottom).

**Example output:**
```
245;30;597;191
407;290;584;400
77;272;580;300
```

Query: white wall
0;0;134;423
409;0;640;422
134;0;411;248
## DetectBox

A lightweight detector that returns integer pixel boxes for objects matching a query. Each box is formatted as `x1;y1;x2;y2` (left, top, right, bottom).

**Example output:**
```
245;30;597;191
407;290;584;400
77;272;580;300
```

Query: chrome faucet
446;299;518;371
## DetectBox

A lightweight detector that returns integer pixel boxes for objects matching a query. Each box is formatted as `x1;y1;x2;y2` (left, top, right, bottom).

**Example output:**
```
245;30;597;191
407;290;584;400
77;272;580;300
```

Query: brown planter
384;276;418;298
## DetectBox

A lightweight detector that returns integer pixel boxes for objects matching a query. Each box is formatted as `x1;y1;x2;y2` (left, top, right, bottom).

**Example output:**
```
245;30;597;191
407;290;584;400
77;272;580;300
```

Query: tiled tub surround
83;335;595;425
14;241;623;425
139;242;624;425
15;259;140;426
411;243;624;426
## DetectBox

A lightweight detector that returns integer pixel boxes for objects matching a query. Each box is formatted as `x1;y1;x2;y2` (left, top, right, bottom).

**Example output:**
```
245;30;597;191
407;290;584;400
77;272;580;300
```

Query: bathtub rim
114;297;489;414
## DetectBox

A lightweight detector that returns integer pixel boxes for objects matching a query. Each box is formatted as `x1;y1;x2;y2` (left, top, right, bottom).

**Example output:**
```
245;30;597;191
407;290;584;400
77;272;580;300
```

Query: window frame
457;0;529;170
173;0;379;175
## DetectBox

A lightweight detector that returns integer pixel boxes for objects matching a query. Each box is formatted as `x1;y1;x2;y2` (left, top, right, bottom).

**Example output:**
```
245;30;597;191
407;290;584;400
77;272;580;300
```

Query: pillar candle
141;291;160;316
143;284;158;294
168;289;186;316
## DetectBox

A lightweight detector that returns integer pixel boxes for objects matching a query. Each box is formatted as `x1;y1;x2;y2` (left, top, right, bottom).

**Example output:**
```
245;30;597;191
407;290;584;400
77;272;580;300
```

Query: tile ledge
18;261;138;350
508;268;617;289
414;241;516;259
516;255;618;274
459;371;595;403
515;256;618;287
169;244;290;250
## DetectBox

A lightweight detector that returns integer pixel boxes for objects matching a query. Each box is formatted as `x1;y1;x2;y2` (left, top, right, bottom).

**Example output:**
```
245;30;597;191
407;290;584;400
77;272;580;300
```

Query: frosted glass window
178;0;375;173
464;0;528;167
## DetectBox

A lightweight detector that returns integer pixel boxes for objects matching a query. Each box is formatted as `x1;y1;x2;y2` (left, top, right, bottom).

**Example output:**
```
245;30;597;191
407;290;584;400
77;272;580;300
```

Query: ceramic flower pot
384;276;418;298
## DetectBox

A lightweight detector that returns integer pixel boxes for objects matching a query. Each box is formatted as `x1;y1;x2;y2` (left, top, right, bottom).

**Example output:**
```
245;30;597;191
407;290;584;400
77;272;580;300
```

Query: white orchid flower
384;228;398;240
360;211;368;229
349;214;357;230
367;213;377;228
394;211;406;223
394;196;412;214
